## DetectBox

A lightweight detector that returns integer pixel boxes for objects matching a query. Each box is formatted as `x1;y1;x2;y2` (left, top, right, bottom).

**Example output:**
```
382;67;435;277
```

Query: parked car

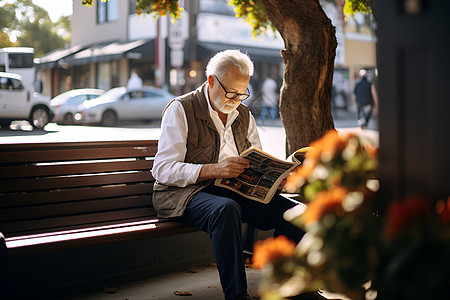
0;72;53;129
50;88;105;124
75;86;175;126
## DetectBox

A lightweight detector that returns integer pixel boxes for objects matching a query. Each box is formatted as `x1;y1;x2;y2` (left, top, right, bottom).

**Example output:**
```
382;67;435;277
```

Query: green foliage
0;3;15;29
83;0;269;35
0;0;69;57
229;0;274;36
17;17;67;57
82;0;273;36
56;15;72;41
343;0;372;20
135;0;182;19
83;0;183;19
0;4;16;47
81;0;95;7
82;0;374;36
0;32;15;48
82;0;375;36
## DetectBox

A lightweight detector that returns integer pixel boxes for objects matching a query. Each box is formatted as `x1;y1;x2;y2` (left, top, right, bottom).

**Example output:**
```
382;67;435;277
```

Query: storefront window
97;61;119;91
97;63;110;91
97;0;118;24
128;0;137;14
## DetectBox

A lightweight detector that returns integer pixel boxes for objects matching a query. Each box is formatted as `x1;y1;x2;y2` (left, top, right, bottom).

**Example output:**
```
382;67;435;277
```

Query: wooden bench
0;140;201;255
0;140;257;297
0;140;212;299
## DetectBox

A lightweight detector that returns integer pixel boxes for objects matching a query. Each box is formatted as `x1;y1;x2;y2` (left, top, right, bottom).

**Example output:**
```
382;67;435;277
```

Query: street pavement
0;107;379;158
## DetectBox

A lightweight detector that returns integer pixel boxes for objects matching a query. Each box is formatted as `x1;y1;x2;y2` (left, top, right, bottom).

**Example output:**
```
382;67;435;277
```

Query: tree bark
260;0;337;157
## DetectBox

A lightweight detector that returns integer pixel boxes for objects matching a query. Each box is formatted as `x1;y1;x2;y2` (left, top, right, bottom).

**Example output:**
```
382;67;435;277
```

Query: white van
0;72;53;129
0;47;35;92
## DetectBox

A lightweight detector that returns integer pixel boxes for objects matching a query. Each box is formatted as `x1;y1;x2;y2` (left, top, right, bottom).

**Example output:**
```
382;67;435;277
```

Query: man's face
208;67;249;114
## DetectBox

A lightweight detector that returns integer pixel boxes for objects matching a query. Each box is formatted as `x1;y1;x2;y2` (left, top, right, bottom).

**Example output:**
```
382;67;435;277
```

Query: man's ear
207;75;215;89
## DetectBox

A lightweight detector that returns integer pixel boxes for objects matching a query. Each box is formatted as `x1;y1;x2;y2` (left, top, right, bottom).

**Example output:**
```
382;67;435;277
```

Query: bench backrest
0;140;158;238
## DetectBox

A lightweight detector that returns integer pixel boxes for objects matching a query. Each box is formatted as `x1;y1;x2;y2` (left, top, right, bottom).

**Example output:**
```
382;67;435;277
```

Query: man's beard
214;99;239;114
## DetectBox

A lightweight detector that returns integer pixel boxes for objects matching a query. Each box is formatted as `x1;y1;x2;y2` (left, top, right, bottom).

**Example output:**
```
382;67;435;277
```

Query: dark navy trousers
179;185;305;300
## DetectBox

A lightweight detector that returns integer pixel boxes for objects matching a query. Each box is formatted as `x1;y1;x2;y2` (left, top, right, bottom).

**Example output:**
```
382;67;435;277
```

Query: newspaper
214;146;309;204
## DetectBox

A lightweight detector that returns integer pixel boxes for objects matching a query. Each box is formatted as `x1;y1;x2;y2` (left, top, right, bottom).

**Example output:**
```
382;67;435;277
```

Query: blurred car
50;88;105;124
0;72;53;129
75;86;175;126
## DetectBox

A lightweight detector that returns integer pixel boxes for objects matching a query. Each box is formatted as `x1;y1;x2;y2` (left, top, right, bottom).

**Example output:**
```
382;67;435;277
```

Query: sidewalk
63;264;348;300
64;264;260;300
257;110;379;159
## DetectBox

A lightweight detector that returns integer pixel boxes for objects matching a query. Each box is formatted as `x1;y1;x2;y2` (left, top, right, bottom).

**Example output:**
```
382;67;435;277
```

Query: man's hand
197;157;250;182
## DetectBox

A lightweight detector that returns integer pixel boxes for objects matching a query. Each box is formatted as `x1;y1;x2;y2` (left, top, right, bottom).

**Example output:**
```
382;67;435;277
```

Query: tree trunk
260;0;337;157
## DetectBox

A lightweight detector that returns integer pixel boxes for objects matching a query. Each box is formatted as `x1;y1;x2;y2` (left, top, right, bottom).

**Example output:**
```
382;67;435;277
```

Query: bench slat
0;140;158;164
0;195;153;222
2;207;157;237
0;147;157;164
0;140;158;151
0;171;154;193
0;159;154;179
0;183;154;208
6;220;198;256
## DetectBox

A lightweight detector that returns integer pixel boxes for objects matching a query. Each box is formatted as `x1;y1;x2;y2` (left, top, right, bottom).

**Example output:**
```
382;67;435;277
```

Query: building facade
36;0;285;98
36;0;376;104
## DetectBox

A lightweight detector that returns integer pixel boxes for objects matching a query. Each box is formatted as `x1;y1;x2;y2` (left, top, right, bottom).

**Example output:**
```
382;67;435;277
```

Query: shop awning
63;39;155;66
36;40;155;69
197;42;283;63
35;45;85;69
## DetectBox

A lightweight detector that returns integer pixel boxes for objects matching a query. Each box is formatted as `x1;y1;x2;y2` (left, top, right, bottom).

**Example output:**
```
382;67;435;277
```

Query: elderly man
152;50;305;300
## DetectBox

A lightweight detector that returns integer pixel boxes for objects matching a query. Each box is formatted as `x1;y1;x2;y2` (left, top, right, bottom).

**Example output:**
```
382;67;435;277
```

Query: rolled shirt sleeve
152;101;202;187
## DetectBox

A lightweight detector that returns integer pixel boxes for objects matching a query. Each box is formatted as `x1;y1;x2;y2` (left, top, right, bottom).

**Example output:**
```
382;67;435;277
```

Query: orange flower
252;236;296;269
436;196;450;224
302;186;349;226
305;130;350;164
364;144;378;158
385;196;432;240
285;161;315;192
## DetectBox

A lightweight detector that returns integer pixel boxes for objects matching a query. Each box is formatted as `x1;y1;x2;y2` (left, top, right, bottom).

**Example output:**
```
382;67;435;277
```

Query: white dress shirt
152;84;262;187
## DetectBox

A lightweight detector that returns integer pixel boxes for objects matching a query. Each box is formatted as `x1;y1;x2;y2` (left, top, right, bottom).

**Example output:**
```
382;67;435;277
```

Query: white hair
205;49;254;79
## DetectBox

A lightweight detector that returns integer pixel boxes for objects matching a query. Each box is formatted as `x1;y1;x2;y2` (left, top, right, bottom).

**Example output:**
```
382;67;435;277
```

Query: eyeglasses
214;75;251;101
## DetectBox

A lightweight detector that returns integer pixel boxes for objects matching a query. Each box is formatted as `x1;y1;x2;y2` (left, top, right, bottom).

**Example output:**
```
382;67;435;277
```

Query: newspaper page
214;146;302;204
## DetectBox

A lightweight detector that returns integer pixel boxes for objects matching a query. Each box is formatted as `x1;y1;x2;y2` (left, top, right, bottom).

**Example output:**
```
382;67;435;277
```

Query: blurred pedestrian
354;69;378;128
259;76;279;120
127;68;143;90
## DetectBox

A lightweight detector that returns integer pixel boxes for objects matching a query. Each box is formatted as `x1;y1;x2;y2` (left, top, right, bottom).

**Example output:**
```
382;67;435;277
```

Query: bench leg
242;224;256;259
0;232;7;272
